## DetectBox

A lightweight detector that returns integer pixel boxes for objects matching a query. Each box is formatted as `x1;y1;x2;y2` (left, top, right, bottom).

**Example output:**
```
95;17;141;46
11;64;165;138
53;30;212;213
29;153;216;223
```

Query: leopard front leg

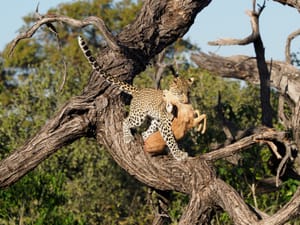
158;114;188;161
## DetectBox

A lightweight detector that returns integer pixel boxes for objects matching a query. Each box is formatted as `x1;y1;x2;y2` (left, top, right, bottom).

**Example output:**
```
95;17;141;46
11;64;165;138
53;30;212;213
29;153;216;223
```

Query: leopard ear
162;90;169;99
188;77;194;85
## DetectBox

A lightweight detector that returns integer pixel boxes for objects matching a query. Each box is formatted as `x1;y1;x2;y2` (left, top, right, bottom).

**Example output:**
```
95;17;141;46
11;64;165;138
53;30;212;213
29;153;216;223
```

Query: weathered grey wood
0;96;96;187
191;53;300;104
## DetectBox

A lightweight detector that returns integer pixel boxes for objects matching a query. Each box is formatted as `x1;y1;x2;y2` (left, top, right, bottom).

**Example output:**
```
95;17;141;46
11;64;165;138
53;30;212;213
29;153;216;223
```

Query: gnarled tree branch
208;9;260;46
285;28;300;63
259;187;300;225
0;95;97;188
191;52;300;105
9;15;120;56
201;127;286;161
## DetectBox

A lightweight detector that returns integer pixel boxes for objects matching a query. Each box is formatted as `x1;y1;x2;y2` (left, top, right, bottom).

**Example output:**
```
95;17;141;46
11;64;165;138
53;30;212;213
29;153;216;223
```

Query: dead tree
192;0;300;185
1;0;300;224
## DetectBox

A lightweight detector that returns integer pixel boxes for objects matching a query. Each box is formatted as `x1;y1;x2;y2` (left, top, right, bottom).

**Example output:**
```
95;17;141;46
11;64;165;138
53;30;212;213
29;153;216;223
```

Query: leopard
78;36;193;160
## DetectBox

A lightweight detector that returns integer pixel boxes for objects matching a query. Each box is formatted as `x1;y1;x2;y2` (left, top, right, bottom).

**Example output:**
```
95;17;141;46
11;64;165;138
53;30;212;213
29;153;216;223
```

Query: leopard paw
142;132;149;141
123;134;134;144
172;151;188;161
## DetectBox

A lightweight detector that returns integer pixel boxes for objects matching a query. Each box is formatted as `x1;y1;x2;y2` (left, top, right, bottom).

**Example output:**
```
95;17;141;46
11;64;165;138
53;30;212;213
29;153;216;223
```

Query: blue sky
186;0;300;60
0;0;299;61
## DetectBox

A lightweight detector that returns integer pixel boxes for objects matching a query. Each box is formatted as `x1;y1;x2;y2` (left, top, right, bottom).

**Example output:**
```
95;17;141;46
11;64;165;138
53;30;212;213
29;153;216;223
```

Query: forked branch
208;1;263;46
201;127;286;161
285;28;300;63
9;14;120;56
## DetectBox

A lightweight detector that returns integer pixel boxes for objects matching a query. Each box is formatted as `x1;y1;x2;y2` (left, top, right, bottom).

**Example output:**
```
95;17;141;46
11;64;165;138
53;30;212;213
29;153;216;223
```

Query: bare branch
211;9;276;129
9;15;120;56
211;179;261;224
35;4;58;36
213;177;300;225
252;0;256;12
208;9;260;46
206;0;266;96
264;140;282;159
256;0;266;16
191;50;300;149
285;28;300;63
59;58;68;91
208;36;255;46
272;0;300;12
191;53;300;105
276;141;292;186
201;127;286;161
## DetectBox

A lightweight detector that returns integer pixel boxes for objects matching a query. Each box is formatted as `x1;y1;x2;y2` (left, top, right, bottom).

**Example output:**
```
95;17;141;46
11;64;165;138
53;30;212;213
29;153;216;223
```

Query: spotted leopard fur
78;36;193;160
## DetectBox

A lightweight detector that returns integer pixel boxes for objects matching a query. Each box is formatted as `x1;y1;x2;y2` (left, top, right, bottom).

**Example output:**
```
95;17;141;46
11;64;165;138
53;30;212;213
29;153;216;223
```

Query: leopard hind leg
123;111;147;144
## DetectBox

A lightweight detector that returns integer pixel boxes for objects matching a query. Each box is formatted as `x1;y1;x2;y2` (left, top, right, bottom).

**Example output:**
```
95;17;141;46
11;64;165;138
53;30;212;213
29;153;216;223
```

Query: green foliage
168;192;189;222
4;40;44;68
0;169;72;225
291;51;300;67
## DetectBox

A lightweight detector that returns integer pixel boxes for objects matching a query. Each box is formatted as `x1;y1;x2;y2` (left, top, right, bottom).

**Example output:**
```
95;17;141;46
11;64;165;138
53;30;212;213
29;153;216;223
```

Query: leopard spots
78;36;192;160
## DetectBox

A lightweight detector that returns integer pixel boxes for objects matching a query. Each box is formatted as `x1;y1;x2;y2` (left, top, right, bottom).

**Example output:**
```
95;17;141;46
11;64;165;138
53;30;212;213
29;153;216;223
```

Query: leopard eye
178;91;183;95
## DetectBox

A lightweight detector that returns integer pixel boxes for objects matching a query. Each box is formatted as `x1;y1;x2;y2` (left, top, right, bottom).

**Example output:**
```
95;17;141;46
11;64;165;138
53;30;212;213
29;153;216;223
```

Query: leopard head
164;77;194;105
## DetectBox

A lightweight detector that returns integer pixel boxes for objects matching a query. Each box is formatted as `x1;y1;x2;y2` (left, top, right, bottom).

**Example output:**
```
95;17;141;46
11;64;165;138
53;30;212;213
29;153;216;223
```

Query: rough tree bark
1;0;300;224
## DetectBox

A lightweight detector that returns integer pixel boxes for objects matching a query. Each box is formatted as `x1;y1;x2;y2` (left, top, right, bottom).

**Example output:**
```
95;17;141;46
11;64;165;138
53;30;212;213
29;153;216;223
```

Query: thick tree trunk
253;35;273;127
